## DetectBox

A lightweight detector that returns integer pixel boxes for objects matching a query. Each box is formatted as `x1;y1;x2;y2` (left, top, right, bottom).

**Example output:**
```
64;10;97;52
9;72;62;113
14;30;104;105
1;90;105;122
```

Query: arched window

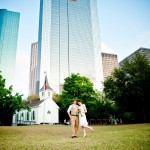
21;113;24;120
27;112;29;120
17;114;19;120
32;111;35;120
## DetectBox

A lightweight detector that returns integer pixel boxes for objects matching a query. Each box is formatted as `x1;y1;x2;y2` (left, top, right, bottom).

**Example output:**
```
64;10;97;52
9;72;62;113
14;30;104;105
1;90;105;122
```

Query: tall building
101;53;118;79
37;0;103;93
29;42;38;96
0;9;20;87
101;42;119;79
119;47;150;66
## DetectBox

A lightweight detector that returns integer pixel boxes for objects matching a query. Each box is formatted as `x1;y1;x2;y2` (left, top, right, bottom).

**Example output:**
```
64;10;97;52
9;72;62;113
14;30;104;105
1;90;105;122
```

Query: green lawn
0;124;150;150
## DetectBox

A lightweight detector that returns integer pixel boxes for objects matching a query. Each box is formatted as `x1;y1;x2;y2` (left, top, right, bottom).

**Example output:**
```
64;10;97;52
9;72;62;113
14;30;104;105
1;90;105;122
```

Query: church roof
29;100;44;107
40;74;53;91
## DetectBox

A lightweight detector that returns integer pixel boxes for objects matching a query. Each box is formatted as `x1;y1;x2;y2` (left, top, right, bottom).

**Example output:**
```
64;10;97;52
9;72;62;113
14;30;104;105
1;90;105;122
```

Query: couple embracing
67;100;93;138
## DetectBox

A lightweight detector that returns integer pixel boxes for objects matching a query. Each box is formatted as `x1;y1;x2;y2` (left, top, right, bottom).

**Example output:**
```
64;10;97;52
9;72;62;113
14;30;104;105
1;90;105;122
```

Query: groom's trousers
71;116;79;136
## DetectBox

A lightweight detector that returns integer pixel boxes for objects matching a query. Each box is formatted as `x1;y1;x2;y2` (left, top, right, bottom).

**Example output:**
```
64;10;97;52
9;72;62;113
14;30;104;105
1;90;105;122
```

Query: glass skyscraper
0;9;20;87
37;0;103;93
29;42;38;96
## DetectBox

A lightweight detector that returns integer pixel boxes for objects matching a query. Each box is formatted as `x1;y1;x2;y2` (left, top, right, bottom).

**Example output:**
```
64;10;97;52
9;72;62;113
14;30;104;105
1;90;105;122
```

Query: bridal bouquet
78;108;83;117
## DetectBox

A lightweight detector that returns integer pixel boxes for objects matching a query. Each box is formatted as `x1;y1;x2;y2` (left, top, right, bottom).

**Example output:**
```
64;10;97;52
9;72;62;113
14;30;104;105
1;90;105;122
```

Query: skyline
0;0;150;97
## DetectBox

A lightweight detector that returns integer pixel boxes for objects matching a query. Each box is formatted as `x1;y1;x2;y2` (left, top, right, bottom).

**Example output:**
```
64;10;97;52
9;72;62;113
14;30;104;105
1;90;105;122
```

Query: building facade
119;47;150;66
37;0;103;93
29;42;38;96
101;42;119;79
0;9;20;87
101;53;118;79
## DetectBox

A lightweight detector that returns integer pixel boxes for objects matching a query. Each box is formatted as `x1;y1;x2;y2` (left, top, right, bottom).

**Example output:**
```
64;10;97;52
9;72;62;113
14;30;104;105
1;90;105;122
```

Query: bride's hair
78;100;83;104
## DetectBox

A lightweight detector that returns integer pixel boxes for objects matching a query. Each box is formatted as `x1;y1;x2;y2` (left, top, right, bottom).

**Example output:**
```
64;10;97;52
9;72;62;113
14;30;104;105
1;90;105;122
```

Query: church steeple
40;73;52;91
39;73;53;100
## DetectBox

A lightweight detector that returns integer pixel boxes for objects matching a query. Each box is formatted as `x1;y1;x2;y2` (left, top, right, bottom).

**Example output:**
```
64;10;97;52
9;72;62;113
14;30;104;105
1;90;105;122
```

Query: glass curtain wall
37;0;103;93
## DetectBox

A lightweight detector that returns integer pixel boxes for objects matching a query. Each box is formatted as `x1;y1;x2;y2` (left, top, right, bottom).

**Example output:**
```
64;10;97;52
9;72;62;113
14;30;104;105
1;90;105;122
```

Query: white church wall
12;108;38;125
41;97;59;124
51;108;59;123
38;104;45;124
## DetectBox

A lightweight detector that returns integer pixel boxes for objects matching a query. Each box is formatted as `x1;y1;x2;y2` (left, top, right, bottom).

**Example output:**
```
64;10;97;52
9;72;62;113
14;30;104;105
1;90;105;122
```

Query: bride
78;100;94;137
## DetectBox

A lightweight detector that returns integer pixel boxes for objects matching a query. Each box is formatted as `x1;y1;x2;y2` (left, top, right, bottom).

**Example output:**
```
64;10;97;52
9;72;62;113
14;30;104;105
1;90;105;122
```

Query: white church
12;75;59;125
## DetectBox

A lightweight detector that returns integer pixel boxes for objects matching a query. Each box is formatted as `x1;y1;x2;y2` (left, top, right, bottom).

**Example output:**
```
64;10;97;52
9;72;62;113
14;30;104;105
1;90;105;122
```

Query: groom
67;100;79;138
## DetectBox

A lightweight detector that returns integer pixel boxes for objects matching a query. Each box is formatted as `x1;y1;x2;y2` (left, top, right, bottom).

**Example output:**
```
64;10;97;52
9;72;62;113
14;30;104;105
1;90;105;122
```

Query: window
21;113;24;120
47;110;51;114
32;111;35;120
27;112;29;120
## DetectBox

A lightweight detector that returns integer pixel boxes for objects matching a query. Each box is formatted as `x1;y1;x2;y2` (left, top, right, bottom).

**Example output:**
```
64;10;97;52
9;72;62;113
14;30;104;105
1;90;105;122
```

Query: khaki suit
71;116;79;136
67;104;79;136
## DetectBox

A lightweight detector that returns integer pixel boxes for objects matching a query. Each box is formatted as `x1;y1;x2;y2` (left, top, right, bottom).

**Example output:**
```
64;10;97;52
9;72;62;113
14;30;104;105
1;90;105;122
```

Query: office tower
29;42;38;96
0;9;20;87
101;53;118;79
119;47;150;66
101;42;119;79
37;0;103;93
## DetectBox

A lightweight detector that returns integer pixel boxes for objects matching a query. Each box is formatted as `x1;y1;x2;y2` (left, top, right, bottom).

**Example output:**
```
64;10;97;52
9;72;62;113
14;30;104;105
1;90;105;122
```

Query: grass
0;124;150;150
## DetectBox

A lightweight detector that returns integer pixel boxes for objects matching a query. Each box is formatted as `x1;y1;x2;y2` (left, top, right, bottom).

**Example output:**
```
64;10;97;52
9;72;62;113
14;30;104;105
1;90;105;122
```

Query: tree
103;53;150;123
94;92;119;124
0;71;29;126
58;73;119;124
27;94;40;101
52;92;60;104
59;73;97;121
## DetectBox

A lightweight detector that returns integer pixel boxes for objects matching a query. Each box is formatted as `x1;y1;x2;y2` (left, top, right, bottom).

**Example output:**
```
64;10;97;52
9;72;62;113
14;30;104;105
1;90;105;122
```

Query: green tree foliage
52;92;60;104
96;92;119;117
104;53;150;123
0;71;28;126
27;94;40;101
59;73;117;122
59;73;97;121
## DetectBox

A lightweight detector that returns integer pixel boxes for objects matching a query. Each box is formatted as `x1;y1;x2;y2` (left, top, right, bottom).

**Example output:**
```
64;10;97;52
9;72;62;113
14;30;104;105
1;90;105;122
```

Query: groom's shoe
71;136;77;138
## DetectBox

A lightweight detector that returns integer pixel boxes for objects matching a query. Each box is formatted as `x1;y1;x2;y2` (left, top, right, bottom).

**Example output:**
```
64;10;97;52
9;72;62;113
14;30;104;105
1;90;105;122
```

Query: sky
0;0;150;98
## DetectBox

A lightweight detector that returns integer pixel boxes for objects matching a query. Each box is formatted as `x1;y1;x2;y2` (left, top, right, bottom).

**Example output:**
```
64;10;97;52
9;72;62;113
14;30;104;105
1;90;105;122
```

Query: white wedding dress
78;104;88;127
